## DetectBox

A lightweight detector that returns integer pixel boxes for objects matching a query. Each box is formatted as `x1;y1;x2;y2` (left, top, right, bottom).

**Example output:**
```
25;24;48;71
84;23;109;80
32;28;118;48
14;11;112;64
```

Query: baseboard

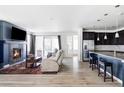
0;59;25;70
100;68;123;85
3;64;10;68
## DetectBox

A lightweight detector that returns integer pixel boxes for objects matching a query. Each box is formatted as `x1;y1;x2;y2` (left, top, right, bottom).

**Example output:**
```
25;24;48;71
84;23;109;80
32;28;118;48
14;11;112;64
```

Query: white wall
78;28;83;61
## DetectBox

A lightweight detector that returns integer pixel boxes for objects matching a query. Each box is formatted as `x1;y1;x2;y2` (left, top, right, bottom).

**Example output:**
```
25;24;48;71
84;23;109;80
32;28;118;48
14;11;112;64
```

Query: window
73;35;78;50
67;35;78;56
67;36;73;50
44;36;59;57
51;37;59;51
35;36;43;57
44;37;51;57
35;35;59;57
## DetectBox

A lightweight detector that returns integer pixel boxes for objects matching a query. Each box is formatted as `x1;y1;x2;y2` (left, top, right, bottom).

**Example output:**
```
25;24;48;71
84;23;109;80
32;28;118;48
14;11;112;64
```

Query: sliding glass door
44;37;52;57
35;36;43;57
73;35;78;56
67;35;78;57
44;36;59;57
35;35;59;57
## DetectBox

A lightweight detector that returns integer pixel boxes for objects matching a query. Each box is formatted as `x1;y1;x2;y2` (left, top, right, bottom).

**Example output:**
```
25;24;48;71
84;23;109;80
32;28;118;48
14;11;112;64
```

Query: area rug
0;62;42;74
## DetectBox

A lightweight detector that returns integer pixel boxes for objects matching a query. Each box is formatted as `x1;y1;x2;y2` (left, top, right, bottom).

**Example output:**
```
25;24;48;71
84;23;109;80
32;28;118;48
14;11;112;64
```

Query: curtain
26;34;31;55
58;35;62;50
30;34;36;55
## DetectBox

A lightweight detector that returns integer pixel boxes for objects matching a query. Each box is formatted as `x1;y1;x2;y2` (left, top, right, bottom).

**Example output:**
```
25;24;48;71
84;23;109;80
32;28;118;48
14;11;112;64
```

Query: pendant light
97;36;100;41
97;33;100;41
104;34;107;40
115;32;119;38
115;5;120;38
115;14;119;38
97;19;101;41
104;13;108;40
104;22;107;40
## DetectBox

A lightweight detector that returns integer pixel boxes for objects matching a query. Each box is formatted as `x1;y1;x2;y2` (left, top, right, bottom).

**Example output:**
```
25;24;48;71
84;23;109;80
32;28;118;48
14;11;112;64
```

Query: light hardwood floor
0;56;122;87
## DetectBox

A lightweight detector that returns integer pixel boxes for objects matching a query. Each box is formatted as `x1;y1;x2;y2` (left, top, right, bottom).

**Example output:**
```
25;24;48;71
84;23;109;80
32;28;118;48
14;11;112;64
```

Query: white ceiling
0;5;124;33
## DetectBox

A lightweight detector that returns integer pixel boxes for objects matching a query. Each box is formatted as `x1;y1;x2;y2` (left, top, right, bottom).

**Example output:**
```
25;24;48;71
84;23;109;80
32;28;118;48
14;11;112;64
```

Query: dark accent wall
0;20;26;41
0;41;4;68
0;40;9;68
0;22;3;40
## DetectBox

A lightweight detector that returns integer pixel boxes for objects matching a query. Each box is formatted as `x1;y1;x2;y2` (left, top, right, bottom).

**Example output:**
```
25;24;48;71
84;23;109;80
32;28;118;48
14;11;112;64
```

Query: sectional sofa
41;50;64;73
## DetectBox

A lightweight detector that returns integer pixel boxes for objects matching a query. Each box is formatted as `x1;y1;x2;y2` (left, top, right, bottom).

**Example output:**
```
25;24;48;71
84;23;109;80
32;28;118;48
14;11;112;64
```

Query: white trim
100;68;122;85
0;59;25;70
3;64;10;68
84;30;115;33
114;27;124;32
83;27;124;33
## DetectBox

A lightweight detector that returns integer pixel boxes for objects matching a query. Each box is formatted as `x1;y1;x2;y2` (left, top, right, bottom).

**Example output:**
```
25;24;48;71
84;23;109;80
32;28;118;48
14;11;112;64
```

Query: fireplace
12;48;21;61
0;42;26;69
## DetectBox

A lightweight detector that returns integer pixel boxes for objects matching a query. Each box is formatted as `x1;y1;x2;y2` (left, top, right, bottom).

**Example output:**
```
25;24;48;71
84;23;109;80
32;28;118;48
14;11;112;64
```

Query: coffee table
26;56;42;68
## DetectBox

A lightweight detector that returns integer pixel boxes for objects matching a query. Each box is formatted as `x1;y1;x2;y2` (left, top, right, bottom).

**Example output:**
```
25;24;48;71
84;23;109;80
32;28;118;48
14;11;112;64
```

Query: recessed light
115;5;120;8
104;13;108;16
97;19;101;22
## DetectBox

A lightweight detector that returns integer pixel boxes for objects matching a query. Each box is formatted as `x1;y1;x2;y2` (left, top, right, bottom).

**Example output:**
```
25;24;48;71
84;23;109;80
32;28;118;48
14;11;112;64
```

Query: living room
0;3;124;90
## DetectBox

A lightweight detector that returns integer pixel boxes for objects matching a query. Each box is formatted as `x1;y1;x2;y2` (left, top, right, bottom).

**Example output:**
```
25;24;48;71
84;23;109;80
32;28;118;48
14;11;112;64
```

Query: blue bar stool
89;53;98;70
98;58;113;82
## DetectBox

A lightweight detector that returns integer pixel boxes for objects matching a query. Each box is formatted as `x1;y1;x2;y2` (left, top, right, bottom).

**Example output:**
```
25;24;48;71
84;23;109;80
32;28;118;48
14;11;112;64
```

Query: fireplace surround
0;40;26;69
0;20;27;69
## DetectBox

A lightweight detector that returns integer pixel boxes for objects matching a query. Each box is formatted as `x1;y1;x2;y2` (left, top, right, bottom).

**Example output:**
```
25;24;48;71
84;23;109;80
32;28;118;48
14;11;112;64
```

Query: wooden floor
0;56;122;87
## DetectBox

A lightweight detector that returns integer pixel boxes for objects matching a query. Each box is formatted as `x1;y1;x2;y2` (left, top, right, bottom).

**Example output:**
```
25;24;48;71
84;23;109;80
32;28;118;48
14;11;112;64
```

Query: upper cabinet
83;32;95;40
95;33;115;45
84;30;124;45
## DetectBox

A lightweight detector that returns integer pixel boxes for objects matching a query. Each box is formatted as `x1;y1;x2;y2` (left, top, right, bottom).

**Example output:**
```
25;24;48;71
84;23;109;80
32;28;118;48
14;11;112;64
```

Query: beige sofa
41;50;64;73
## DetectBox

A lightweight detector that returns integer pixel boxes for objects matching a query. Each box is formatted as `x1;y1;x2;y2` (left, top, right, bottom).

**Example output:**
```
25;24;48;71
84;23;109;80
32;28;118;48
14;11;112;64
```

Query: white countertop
90;51;124;63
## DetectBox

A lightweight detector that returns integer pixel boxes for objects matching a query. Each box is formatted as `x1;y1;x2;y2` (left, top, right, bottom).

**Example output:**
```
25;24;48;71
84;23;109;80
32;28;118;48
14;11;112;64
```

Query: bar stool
98;59;113;82
89;53;98;70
